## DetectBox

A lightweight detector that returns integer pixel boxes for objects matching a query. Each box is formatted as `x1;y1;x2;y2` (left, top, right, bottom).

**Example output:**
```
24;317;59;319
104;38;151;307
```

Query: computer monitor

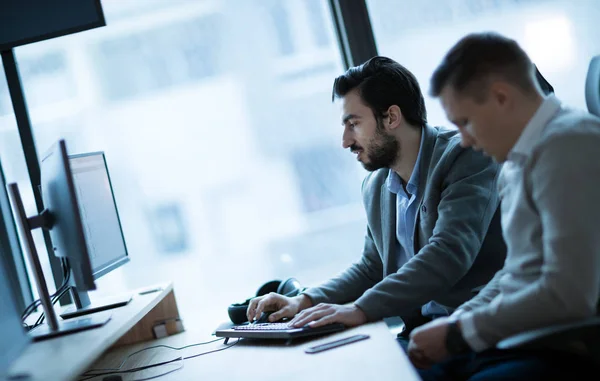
0;159;33;314
40;141;96;292
7;140;110;341
59;151;132;319
0;218;29;379
0;0;105;50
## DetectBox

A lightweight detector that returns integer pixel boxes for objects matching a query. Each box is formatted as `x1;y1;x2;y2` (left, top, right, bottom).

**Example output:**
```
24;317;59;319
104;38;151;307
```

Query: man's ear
488;81;511;109
387;105;403;130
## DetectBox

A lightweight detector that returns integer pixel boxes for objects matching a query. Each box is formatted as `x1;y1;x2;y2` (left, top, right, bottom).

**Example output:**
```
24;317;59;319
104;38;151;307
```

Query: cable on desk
22;258;71;327
22;259;69;319
32;284;71;328
78;357;183;381
78;337;239;381
128;362;185;381
182;338;241;360
82;337;224;374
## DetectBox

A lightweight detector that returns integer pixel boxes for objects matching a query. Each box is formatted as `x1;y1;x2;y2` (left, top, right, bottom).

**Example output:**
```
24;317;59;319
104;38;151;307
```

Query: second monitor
60;151;131;319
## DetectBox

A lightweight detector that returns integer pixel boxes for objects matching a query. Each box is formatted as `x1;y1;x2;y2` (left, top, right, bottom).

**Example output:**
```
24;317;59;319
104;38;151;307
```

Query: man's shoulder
428;126;486;170
536;108;600;153
429;125;464;157
362;169;388;193
528;109;600;194
433;125;461;143
423;126;500;192
543;107;600;139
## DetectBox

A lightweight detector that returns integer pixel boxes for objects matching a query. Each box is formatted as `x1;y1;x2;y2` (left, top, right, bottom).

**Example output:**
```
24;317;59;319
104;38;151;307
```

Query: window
18;51;73;108
268;0;335;57
0;63;11;116
367;0;600;126
306;0;332;48
93;14;223;100
269;1;295;56
5;0;366;327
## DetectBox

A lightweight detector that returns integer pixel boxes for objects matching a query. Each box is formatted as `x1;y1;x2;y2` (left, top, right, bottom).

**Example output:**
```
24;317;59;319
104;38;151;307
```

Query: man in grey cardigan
409;32;600;380
247;56;506;336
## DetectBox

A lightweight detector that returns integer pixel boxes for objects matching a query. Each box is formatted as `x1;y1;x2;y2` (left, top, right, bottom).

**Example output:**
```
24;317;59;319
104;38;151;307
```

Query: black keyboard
232;323;294;331
216;322;346;341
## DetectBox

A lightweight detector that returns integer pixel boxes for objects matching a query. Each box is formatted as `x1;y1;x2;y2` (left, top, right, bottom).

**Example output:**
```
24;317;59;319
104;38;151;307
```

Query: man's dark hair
332;56;427;128
430;32;537;100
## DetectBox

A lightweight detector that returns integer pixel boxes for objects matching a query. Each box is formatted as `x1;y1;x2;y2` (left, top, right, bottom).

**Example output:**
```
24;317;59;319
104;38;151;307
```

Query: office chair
535;64;554;95
496;55;600;363
586;56;600;117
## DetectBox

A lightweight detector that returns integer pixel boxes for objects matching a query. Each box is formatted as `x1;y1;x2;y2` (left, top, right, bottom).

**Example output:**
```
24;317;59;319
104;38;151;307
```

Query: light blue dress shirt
385;132;449;318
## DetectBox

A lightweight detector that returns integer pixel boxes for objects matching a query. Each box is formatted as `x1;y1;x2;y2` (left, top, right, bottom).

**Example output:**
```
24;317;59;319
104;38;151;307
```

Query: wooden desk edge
9;281;182;381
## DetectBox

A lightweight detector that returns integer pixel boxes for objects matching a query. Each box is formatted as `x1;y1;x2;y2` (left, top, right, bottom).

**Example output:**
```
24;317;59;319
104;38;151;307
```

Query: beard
359;120;399;172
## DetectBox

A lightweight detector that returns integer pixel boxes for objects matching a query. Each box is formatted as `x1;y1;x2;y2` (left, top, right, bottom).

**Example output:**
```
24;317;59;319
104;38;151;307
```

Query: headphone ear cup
277;277;302;297
227;278;304;325
228;297;252;325
256;279;281;296
228;279;280;325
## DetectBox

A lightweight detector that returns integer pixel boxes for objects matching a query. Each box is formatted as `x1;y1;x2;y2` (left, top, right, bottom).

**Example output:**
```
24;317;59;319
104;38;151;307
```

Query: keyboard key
233;323;293;331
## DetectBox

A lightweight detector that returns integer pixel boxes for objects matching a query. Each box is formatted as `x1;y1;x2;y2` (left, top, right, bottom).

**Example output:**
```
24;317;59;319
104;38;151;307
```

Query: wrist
445;319;470;355
352;304;368;323
294;294;313;312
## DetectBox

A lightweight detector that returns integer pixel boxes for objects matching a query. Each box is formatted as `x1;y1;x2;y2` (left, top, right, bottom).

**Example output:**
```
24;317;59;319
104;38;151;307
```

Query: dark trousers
417;348;599;381
398;311;445;339
395;312;446;353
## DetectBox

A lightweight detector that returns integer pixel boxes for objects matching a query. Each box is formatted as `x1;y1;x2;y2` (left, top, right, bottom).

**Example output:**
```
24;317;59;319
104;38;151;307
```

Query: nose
458;129;476;148
342;127;353;149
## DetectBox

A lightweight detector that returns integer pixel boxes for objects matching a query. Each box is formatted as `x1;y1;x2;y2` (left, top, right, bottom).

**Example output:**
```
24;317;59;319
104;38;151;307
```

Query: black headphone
227;277;305;324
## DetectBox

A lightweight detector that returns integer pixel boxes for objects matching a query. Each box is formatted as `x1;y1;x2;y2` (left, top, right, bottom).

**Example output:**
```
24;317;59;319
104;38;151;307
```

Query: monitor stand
7;183;111;342
29;313;111;342
59;271;132;319
60;291;132;320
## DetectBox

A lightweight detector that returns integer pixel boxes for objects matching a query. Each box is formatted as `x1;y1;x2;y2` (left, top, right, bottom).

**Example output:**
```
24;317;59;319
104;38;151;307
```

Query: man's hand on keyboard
288;303;367;329
247;293;313;323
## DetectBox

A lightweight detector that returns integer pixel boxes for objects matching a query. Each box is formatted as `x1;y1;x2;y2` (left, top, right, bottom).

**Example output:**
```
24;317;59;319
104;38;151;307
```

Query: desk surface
8;282;173;381
89;320;421;381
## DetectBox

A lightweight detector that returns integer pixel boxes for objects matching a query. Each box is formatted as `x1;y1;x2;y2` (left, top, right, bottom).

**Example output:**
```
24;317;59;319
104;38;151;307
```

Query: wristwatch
445;320;471;355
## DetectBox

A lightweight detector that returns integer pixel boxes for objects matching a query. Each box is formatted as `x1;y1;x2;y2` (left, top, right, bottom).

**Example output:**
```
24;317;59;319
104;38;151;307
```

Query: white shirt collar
508;95;561;161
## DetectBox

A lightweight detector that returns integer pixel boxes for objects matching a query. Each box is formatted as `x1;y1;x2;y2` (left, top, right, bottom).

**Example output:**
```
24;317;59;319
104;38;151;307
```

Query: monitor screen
69;152;129;279
0;0;105;50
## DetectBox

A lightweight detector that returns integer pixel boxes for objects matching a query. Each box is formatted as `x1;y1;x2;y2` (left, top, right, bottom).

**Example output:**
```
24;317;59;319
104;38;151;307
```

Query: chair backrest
535;65;554;95
586;55;600;117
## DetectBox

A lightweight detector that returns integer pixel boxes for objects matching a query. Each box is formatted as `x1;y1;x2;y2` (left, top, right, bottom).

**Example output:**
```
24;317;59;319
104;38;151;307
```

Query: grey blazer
303;125;506;321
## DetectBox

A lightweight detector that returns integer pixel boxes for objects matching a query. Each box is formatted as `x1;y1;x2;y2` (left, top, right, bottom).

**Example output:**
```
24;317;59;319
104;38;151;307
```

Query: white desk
88;320;421;381
8;282;421;381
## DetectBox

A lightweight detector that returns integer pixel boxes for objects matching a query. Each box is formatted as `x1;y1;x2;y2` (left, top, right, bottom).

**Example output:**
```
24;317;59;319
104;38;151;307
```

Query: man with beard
247;57;506;343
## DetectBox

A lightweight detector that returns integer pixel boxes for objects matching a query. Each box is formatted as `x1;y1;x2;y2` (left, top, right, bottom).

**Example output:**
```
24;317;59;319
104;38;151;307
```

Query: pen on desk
138;287;163;295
